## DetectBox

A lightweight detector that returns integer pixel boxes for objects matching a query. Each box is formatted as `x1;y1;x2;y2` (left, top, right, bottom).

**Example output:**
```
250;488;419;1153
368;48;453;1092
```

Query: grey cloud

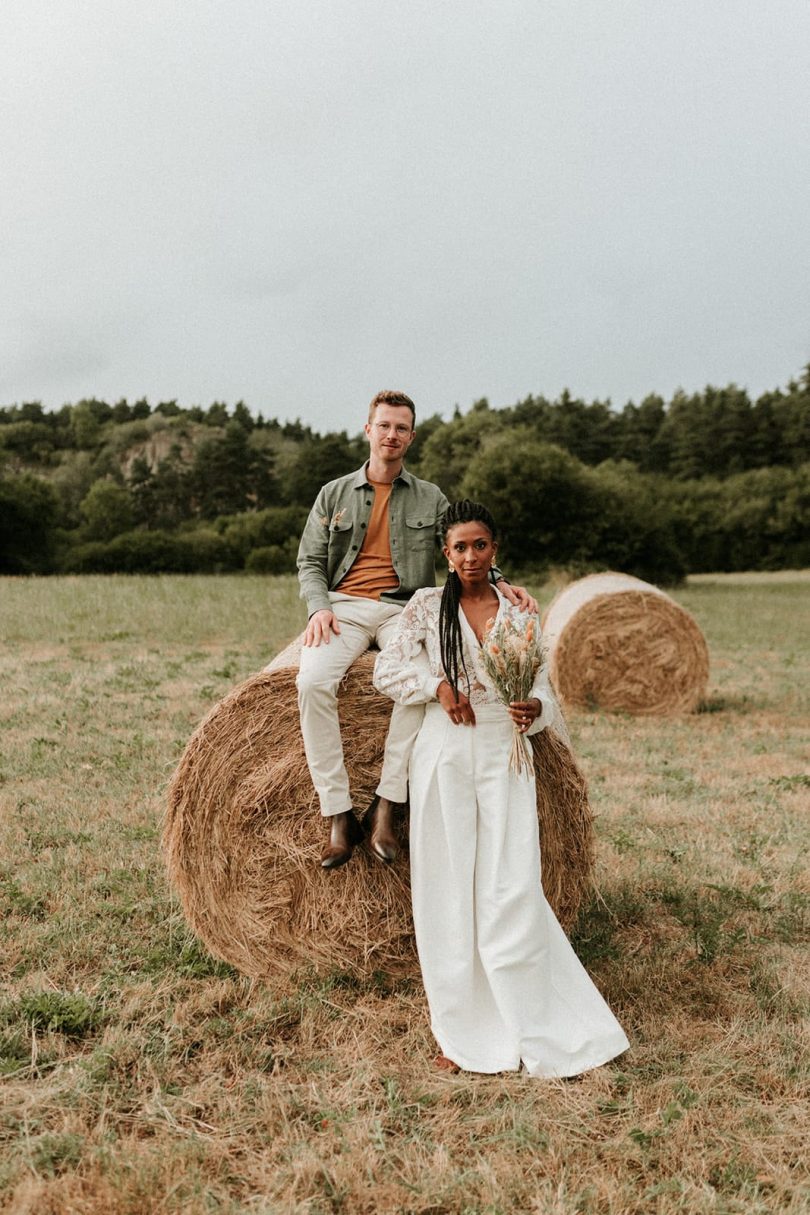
0;0;808;424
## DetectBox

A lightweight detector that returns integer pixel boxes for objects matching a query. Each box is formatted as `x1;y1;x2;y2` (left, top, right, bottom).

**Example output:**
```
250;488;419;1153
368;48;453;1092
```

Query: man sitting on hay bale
296;389;537;869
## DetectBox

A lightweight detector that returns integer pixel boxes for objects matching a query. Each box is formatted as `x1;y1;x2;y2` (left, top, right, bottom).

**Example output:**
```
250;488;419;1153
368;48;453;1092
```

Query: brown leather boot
320;811;363;870
365;795;399;864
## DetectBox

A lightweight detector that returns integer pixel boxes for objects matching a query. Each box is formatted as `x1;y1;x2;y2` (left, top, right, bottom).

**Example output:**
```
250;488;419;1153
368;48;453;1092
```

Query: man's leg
375;703;425;803
364;607;426;861
374;606;425;804
296;595;377;818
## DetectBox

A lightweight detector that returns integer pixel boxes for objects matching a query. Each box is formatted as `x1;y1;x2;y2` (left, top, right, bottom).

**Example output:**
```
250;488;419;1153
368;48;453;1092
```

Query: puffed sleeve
373;593;444;705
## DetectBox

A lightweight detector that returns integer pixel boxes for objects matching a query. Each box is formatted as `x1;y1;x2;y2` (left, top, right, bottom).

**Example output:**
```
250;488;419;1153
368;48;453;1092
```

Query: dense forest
1;368;808;582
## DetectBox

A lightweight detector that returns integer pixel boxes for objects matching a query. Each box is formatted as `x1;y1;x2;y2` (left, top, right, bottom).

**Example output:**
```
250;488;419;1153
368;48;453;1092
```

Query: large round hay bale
164;638;594;981
542;572;709;715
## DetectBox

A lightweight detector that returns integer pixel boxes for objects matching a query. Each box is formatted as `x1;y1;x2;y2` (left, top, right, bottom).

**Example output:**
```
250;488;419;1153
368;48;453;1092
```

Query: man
296;389;537;869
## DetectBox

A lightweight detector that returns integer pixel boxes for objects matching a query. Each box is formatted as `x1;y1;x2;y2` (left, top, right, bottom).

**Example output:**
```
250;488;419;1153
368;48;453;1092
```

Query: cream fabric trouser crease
296;592;424;817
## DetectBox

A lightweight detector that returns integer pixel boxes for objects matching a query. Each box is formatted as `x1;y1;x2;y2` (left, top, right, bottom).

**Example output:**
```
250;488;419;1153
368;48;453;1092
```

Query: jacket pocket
404;514;435;549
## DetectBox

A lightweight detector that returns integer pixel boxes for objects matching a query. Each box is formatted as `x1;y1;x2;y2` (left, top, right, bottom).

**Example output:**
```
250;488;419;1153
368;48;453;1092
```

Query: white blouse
372;586;557;736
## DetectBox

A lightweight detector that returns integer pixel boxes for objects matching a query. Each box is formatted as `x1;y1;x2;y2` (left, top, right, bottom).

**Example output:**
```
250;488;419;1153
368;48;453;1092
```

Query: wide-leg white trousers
409;702;629;1078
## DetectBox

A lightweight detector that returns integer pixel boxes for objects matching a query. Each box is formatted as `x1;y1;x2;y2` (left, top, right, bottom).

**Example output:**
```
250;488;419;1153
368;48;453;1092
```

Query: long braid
439;499;498;701
439;569;466;700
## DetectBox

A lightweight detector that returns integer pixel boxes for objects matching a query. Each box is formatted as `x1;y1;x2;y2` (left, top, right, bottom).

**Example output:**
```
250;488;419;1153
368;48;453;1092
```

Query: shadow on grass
141;931;237;980
571;875;806;1019
571;882;648;965
697;693;753;714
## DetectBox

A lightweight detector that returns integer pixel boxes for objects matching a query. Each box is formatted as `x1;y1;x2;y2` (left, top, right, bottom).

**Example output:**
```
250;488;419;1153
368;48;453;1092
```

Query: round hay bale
542;572;709;715
164;639;594;981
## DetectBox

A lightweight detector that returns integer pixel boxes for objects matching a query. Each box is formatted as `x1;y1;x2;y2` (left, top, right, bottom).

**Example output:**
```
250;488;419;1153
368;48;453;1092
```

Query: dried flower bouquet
479;614;544;776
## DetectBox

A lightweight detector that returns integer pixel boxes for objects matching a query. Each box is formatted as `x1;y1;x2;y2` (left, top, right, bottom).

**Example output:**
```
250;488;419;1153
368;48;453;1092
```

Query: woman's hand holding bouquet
480;614;544;776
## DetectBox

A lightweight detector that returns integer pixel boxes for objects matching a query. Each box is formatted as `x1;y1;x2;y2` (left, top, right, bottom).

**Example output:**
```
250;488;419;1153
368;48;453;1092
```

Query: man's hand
496;581;538;616
303;610;341;647
437;680;476;725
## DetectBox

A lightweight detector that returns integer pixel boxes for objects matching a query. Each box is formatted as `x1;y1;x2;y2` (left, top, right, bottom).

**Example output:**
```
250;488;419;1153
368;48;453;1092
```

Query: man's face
365;403;415;464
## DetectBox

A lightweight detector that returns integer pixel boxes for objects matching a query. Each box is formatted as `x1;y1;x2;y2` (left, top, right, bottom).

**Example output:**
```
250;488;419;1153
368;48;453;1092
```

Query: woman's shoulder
409;586;443;607
401;586;442;626
497;589;539;623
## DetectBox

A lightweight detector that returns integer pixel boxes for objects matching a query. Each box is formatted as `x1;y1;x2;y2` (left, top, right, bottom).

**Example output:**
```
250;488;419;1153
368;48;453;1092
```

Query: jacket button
361;522;366;528
352;545;358;551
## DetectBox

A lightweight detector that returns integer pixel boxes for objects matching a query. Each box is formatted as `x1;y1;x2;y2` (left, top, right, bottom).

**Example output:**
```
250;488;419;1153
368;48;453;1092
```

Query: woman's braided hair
439;499;498;701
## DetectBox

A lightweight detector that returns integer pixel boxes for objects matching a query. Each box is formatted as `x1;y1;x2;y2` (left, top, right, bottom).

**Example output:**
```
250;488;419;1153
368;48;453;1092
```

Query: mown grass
0;572;808;1214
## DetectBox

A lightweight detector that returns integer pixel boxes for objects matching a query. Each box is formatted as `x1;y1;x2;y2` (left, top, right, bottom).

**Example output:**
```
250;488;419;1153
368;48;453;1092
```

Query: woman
373;500;629;1077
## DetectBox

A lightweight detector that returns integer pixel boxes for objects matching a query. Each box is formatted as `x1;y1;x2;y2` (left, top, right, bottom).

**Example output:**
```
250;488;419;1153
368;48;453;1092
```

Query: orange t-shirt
336;479;399;600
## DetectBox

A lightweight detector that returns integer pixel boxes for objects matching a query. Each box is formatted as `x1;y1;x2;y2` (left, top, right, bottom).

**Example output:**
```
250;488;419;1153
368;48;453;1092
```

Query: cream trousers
296;592;423;817
410;702;629;1077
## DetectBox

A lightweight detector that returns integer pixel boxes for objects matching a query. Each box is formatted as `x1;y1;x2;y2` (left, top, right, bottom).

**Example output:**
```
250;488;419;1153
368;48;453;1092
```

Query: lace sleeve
525;650;571;746
373;594;443;706
525;656;555;735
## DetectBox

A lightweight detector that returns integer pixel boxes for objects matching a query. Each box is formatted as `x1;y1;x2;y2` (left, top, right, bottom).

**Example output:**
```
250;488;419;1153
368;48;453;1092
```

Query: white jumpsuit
373;587;629;1077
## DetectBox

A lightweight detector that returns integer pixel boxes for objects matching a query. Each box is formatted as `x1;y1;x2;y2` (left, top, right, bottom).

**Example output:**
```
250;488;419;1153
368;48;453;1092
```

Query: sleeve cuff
525;693;552;736
422;674;444;701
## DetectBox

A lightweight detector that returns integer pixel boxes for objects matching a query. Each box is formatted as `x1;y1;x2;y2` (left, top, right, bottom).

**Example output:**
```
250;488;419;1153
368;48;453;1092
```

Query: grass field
1;573;808;1214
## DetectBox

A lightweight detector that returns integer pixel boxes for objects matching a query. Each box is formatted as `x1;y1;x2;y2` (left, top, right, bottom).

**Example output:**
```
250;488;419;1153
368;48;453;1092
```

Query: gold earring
490;558;495;567
448;562;455;572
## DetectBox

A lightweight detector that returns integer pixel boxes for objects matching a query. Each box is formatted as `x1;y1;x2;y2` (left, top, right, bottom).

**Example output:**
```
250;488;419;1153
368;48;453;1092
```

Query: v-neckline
458;588;504;648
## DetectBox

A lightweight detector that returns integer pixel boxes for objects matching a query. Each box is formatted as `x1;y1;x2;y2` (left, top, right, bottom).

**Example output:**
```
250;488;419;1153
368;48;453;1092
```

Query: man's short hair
368;390;416;427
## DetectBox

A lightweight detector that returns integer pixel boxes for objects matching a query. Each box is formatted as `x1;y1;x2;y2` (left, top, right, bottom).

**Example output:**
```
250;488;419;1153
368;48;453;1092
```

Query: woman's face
443;521;498;587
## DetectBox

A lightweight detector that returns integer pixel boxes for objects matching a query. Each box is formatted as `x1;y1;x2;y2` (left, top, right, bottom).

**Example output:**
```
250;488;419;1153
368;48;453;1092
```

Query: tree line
1;368;808;582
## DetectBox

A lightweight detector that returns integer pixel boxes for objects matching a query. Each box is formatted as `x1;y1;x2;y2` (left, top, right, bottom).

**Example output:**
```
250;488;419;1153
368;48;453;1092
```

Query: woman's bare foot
434;1054;460;1073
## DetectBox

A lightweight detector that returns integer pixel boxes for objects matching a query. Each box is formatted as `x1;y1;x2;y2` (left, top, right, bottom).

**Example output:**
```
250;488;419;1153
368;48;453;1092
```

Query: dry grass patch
0;573;808;1213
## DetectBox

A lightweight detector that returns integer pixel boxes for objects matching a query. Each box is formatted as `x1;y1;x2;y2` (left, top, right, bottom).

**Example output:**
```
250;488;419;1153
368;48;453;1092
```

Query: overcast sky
1;1;809;433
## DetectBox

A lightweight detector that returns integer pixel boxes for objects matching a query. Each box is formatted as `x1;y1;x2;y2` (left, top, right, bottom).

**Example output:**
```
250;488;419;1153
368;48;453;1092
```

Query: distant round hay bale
164;638;594;981
542;572;709;715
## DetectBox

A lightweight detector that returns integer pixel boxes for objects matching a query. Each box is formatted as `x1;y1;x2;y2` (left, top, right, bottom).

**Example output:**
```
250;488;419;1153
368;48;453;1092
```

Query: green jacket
297;465;450;617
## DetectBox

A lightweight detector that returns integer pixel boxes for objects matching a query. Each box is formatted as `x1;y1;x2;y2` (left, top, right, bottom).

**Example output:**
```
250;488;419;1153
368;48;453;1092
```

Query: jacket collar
352;462;413;489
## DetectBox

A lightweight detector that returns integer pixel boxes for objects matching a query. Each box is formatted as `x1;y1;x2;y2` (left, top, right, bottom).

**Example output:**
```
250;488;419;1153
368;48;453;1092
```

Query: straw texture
543;572;709;715
164;640;594;981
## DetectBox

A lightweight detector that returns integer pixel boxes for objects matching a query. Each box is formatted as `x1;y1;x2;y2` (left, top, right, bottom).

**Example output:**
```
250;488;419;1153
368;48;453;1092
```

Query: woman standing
373;500;629;1077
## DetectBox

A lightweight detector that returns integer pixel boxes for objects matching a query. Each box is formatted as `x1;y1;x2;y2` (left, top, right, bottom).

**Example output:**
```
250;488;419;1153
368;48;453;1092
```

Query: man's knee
296;666;340;702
